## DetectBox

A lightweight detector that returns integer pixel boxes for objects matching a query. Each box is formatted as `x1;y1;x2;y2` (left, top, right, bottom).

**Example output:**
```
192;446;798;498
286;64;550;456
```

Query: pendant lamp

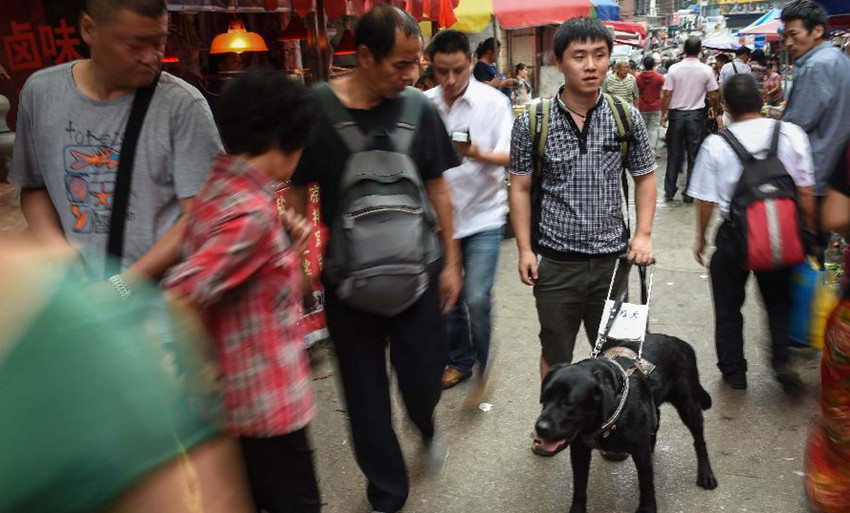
334;29;356;56
210;19;269;54
279;16;309;41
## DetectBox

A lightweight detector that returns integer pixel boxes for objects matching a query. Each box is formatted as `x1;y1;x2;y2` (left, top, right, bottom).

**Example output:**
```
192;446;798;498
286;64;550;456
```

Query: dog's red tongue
539;438;567;453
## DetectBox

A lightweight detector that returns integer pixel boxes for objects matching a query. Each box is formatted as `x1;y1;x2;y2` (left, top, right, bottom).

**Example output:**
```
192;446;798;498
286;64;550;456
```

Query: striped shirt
603;74;639;106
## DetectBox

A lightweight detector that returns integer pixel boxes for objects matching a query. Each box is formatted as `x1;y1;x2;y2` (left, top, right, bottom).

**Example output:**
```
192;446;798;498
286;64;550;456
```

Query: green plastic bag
0;267;222;513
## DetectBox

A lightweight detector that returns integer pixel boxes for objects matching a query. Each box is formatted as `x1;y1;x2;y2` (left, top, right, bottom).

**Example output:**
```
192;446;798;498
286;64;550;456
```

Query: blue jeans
447;227;503;374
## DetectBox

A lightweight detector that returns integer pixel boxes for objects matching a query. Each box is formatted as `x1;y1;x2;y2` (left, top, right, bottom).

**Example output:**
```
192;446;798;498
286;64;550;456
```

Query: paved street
0;158;821;512
308;163;820;513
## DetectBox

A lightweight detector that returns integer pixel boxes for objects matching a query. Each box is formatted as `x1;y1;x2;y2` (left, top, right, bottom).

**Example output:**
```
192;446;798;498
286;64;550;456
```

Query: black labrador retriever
535;333;718;513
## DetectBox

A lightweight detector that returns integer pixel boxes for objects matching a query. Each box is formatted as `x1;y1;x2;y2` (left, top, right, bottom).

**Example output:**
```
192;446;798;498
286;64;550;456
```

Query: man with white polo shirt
689;74;816;394
661;36;720;203
424;29;513;402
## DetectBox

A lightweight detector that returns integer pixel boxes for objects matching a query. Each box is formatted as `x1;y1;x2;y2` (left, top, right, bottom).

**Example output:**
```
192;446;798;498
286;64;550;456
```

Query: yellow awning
450;0;494;34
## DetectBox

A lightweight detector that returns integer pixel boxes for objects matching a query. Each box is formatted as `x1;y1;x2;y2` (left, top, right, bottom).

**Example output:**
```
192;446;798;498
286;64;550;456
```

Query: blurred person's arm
631;173;657;265
18;188;74;253
626;111;658;266
164;207;270;311
822;187;850;232
510;173;535;285
508;112;537;286
707;90;720;112
660;90;672;125
425;177;461;313
125;199;193;283
457;96;513;167
694;199;715;267
782;67;830;132
797;186;816;233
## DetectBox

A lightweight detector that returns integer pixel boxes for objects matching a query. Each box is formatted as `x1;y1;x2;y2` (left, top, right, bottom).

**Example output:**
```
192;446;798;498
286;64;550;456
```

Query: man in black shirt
287;6;461;513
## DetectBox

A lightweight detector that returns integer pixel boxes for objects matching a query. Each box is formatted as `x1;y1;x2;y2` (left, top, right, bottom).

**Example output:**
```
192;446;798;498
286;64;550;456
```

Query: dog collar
584;358;631;447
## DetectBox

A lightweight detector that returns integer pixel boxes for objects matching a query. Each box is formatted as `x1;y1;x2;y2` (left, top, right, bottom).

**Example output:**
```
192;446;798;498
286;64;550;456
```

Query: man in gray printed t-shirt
10;0;222;290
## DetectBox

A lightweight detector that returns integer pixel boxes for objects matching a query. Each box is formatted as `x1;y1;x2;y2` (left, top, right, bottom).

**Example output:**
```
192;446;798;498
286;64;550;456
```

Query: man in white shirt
718;46;752;86
661;36;720;203
688;74;816;394
424;30;513;402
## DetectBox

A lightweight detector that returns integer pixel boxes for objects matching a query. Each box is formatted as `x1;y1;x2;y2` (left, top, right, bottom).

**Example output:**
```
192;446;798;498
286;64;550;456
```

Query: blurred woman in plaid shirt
165;69;321;513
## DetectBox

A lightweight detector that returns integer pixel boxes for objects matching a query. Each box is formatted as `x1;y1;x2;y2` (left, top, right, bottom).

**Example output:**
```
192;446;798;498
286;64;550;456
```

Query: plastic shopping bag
789;258;839;349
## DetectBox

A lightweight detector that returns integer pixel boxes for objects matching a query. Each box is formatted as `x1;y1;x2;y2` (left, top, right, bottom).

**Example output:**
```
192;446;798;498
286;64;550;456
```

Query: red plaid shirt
165;155;314;437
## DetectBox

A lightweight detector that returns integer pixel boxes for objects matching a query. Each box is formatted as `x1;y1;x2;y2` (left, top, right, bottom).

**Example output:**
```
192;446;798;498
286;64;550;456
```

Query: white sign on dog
599;300;649;342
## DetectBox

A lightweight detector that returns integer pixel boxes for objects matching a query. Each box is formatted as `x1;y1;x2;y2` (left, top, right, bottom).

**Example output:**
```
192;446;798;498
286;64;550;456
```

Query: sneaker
682;194;694;204
722;372;747;390
441;366;472;390
423;431;448;475
775;366;805;396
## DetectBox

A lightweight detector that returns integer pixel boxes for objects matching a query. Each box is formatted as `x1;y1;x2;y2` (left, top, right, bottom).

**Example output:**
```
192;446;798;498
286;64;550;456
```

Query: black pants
709;223;792;376
240;428;321;513
665;109;705;199
324;276;447;513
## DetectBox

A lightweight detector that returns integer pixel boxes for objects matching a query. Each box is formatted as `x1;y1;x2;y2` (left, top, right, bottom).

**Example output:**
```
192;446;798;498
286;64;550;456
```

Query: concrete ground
307;161;821;513
0;154;821;513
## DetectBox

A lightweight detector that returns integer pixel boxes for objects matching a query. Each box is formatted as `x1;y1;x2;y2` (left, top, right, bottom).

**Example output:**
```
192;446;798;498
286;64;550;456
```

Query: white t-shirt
687;118;815;216
425;79;513;239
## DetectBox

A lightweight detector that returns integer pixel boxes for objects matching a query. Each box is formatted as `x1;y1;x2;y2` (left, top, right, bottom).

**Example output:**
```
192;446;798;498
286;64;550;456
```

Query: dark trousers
324;276;447;513
240;428;321;513
709;223;792;376
665;109;705;199
533;255;619;365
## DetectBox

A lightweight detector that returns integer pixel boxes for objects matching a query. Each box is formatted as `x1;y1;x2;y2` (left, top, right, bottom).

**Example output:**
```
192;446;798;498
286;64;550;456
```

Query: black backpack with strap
719;121;805;271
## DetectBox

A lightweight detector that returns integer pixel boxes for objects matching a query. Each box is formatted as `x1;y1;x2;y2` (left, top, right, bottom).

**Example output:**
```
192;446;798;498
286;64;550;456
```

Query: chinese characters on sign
3;19;82;73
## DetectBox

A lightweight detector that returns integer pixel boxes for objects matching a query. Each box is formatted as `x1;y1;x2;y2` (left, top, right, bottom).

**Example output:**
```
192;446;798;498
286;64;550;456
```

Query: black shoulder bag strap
106;73;160;278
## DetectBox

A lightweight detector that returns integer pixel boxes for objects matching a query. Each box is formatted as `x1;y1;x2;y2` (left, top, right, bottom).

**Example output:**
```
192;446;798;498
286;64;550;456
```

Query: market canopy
603;20;646;39
702;35;741;51
166;0;460;26
450;0;493;33
492;0;618;30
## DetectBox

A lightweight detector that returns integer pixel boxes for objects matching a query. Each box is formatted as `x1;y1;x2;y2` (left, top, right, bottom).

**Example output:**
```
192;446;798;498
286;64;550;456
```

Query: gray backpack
316;84;441;317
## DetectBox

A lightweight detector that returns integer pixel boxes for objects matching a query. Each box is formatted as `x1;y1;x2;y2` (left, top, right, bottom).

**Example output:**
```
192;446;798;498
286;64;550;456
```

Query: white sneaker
422;430;448;475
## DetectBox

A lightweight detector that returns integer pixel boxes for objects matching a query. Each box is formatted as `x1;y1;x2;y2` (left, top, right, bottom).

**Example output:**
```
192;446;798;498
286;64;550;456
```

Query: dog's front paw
697;469;718;490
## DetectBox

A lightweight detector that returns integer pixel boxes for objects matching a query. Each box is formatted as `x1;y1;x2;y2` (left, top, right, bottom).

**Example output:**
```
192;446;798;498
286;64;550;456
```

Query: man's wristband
108;274;134;301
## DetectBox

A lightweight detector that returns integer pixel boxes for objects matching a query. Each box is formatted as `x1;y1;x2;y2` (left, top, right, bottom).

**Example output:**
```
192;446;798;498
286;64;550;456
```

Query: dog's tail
697;384;712;410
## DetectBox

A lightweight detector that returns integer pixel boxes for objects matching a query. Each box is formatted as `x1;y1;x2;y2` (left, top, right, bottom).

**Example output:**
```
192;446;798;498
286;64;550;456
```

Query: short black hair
475;37;500;59
722;74;762;116
354;4;421;62
643;55;655;69
781;0;829;35
428;29;470;61
683;36;702;56
735;45;752;57
628;60;638;70
515;62;527;75
86;0;166;23
751;49;766;65
553;17;613;61
715;53;731;64
215;69;318;156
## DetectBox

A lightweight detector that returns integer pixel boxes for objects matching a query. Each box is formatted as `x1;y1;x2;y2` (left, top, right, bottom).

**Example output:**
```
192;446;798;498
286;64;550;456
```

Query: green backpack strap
314;83;368;153
603;93;633;165
603;93;635;241
529;99;552;177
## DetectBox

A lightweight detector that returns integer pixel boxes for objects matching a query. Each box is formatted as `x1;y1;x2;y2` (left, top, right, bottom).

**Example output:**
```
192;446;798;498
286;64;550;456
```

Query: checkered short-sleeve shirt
509;87;657;255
